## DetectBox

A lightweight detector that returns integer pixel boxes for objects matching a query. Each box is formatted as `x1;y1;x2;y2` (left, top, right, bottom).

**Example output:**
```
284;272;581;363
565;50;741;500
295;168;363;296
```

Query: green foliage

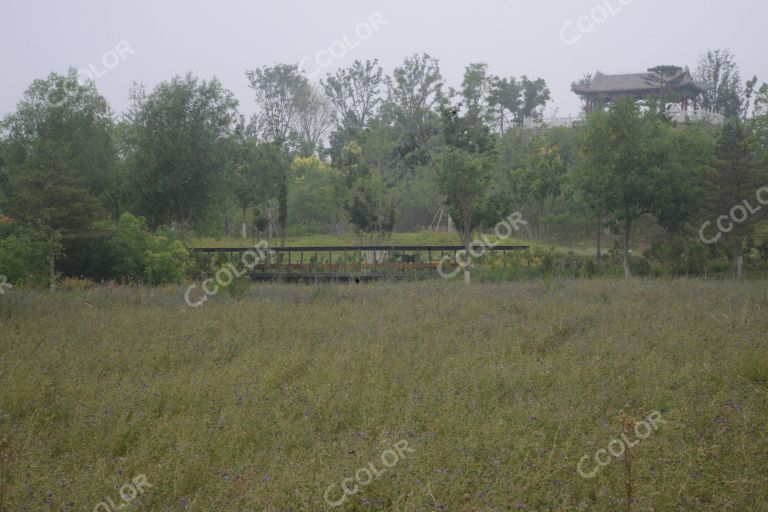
695;49;745;119
0;221;57;286
323;59;383;135
437;103;496;248
383;53;444;166
90;213;151;280
575;99;708;275
144;239;189;285
337;141;396;238
124;73;239;229
1;68;117;212
230;140;289;238
645;240;710;276
246;63;308;145
701;121;766;273
74;213;191;284
1;69;116;278
488;75;551;131
288;156;346;232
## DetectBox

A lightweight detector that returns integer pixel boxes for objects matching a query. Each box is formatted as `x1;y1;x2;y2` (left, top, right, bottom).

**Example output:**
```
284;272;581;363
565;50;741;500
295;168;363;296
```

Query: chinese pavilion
572;66;707;113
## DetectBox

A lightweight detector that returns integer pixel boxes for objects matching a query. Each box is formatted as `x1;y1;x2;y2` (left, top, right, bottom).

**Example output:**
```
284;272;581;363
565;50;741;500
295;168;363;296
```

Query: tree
436;105;495;284
644;65;687;113
125;73;239;229
701;121;765;277
288;156;346;233
652;123;714;237
292;83;333;157
384;54;445;166
488;76;522;135
510;134;567;237
230;139;279;239
243;143;290;245
576;99;697;277
753;83;768;117
338;141;395;240
322;59;383;134
488;75;550;130
461;63;492;123
246;64;309;146
751;84;768;169
245;64;307;240
696;49;744;119
1;69;117;285
520;76;551;124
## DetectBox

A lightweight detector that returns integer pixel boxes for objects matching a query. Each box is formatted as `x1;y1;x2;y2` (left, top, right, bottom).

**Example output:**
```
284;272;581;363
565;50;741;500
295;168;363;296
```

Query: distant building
523;66;723;130
571;66;722;124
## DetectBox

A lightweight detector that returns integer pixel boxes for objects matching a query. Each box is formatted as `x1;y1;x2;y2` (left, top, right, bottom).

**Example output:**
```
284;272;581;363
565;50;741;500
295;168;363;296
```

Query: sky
1;0;766;120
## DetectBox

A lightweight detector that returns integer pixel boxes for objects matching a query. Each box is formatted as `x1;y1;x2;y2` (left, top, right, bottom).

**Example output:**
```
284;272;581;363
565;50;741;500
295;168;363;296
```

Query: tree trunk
735;243;744;278
538;198;544;238
595;217;602;264
623;217;632;278
48;251;56;291
278;181;288;248
242;207;247;240
464;238;472;285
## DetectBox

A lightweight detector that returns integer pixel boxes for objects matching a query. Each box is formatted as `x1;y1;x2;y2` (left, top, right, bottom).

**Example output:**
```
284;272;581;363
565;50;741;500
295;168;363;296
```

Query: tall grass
0;279;766;510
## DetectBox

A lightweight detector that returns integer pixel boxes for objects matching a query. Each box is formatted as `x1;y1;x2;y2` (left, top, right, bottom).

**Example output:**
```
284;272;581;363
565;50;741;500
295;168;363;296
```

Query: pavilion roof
572;67;706;96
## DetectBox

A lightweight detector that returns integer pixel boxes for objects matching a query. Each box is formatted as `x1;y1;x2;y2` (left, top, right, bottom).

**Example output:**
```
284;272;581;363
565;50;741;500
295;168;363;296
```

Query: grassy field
1;279;767;511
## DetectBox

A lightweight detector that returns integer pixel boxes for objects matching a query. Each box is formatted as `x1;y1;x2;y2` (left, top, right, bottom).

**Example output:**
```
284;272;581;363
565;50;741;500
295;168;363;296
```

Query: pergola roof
572;67;706;98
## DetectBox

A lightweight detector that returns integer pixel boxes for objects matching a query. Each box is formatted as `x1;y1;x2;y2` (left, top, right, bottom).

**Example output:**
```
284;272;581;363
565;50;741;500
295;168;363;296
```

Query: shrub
77;214;192;284
0;222;58;287
645;239;709;276
145;240;190;285
92;213;152;280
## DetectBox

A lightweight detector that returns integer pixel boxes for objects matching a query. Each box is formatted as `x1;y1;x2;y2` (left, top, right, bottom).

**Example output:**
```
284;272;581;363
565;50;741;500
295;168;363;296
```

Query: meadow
1;278;767;511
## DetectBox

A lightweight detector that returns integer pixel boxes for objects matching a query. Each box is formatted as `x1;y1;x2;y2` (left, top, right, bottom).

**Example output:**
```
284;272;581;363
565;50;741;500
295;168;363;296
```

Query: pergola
572;67;706;113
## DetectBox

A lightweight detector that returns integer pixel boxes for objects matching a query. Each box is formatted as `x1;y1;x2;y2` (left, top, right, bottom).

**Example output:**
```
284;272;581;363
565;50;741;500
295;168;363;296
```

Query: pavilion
571;66;707;114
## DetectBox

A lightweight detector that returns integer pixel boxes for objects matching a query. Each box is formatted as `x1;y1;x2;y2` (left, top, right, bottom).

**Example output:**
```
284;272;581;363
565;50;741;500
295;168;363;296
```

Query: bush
645;239;709;276
81;214;192;284
90;213;152;280
145;240;190;285
0;221;57;287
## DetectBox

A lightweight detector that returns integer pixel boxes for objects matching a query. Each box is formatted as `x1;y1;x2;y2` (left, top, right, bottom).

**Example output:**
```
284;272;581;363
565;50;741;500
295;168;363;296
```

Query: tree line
0;49;766;285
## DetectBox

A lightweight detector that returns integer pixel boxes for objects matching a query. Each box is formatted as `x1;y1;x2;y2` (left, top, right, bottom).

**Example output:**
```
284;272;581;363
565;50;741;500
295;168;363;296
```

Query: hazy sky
1;0;765;120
